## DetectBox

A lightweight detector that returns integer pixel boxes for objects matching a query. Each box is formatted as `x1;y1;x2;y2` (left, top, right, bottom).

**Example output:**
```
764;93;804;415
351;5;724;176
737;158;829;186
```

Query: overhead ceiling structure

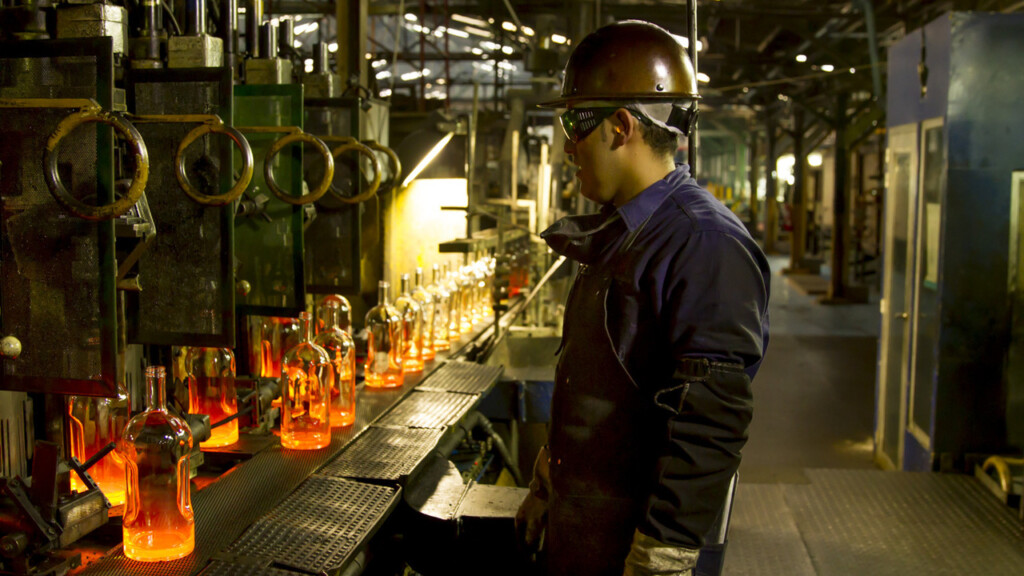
275;0;1024;113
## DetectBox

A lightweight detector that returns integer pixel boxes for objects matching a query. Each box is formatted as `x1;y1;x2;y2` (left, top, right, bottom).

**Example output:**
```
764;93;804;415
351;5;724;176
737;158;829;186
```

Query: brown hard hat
540;20;701;108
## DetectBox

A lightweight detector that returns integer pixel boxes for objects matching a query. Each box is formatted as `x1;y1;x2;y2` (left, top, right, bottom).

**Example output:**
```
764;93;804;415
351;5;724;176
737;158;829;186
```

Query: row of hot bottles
65;259;499;563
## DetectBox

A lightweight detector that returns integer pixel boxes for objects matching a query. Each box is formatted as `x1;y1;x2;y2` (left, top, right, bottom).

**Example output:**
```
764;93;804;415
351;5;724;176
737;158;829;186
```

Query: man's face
563;105;622;205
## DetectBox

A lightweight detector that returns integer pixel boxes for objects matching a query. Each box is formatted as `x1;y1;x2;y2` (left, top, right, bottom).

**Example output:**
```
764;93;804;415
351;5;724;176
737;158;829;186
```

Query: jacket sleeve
639;230;767;549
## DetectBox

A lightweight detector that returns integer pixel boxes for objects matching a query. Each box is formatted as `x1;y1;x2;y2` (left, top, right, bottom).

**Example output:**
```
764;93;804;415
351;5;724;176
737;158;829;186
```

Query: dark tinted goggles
559;107;650;143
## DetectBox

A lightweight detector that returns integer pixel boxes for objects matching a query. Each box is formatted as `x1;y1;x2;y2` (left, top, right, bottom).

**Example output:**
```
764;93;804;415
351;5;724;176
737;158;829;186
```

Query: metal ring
327;141;382;204
363;140;402;192
44;109;149;221
175;123;254;207
264;132;335;206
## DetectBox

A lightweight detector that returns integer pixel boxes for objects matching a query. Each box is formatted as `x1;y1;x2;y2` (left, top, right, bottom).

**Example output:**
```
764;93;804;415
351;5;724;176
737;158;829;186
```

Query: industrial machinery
876;12;1024;475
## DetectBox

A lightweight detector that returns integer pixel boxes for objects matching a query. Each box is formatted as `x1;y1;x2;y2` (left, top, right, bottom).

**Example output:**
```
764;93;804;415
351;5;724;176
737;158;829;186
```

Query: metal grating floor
319;426;445;481
225;476;398;574
417;361;504;395
725;469;1024;576
376;390;479;429
198;560;303;576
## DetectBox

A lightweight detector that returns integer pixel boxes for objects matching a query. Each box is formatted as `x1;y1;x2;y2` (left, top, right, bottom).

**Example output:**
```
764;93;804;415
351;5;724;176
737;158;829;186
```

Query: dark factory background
1;1;1024;575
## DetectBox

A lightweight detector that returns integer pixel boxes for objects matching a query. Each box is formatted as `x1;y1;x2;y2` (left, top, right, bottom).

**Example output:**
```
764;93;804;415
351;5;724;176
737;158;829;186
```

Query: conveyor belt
75;324;505;575
319;426;445;481
417;361;505;395
376;390;480;429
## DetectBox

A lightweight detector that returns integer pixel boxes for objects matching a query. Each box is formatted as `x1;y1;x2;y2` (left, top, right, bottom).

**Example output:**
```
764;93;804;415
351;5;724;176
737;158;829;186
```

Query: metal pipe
436;411;524;486
687;0;698;172
259;21;277;60
278;17;294;54
244;0;264;58
221;0;238;65
313;41;329;73
186;0;206;35
852;0;883;109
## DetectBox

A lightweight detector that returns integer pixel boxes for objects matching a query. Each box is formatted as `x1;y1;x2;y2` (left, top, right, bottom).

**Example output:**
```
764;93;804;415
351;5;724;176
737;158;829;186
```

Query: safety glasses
559;107;652;143
559;107;621;143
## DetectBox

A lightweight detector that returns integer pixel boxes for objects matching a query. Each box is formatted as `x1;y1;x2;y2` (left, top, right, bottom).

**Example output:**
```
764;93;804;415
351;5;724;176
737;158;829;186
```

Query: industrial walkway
723;257;1024;575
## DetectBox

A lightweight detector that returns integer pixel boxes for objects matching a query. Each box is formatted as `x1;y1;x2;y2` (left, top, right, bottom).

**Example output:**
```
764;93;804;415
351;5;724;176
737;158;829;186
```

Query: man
515;20;770;576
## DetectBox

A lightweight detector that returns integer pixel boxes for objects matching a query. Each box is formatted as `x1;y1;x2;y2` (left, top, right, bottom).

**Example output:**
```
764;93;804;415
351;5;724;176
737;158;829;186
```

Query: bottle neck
400;276;411;295
378;282;390;305
433;265;442;284
415;268;424;288
323;306;341;330
299;312;314;342
145;366;166;411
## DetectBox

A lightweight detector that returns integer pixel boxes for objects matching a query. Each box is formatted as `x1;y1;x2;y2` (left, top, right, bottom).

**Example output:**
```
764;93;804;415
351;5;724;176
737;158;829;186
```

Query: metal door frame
906;116;945;451
876;122;919;470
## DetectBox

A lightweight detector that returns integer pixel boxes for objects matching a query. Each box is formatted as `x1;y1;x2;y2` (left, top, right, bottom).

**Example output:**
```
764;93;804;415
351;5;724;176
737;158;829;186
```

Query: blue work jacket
541;163;770;550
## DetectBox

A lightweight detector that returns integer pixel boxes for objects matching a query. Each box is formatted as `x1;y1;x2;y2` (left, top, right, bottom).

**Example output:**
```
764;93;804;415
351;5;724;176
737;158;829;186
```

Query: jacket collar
540;164;691;264
617;163;690;232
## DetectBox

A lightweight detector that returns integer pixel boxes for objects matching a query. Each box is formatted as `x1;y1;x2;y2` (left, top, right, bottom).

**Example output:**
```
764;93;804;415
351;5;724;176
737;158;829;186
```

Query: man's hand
623;530;700;576
515;444;552;551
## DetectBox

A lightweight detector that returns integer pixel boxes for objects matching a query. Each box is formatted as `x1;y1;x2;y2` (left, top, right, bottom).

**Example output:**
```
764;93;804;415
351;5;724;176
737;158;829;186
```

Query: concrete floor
723;256;1024;575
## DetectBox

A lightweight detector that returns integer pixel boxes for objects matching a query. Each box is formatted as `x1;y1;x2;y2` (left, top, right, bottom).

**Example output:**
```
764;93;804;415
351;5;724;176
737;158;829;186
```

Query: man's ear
612;108;639;141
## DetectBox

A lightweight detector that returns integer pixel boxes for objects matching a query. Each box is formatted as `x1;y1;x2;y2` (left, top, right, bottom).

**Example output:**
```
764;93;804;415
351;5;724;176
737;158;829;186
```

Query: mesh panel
417;361;504;395
199;561;303;576
319;426;444;481
225;476;397;573
376;390;478;429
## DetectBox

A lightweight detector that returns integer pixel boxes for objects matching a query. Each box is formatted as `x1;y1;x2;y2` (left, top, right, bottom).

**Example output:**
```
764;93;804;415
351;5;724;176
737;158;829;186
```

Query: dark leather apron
546;229;660;576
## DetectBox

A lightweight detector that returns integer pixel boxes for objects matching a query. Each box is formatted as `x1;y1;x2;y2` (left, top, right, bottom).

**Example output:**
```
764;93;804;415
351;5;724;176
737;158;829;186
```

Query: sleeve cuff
623;529;700;576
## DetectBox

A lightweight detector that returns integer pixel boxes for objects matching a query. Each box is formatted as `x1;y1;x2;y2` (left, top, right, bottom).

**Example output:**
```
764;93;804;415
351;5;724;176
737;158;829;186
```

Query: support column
748;130;760;235
336;0;367;90
765;113;779;253
827;92;850;301
789;107;808;272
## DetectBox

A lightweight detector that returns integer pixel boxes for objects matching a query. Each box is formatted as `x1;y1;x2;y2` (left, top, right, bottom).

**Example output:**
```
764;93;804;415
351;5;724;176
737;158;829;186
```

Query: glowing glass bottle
428;264;451;351
395;274;424;373
68;387;130;507
411;267;436;362
315;293;352;335
313;302;356;428
280;312;332;449
459;266;478;331
445;265;464;340
365;281;404;388
184;347;238;448
472;262;489;322
120;366;194;562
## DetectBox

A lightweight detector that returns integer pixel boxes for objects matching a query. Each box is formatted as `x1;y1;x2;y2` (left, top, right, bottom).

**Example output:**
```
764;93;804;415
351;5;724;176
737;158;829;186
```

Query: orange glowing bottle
364;281;404;388
313;302;356;428
395;274;424;373
280;312;332;449
411;268;436;362
427;264;451;351
68;387;130;507
445;265;464;340
120;366;195;562
184;347;239;448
